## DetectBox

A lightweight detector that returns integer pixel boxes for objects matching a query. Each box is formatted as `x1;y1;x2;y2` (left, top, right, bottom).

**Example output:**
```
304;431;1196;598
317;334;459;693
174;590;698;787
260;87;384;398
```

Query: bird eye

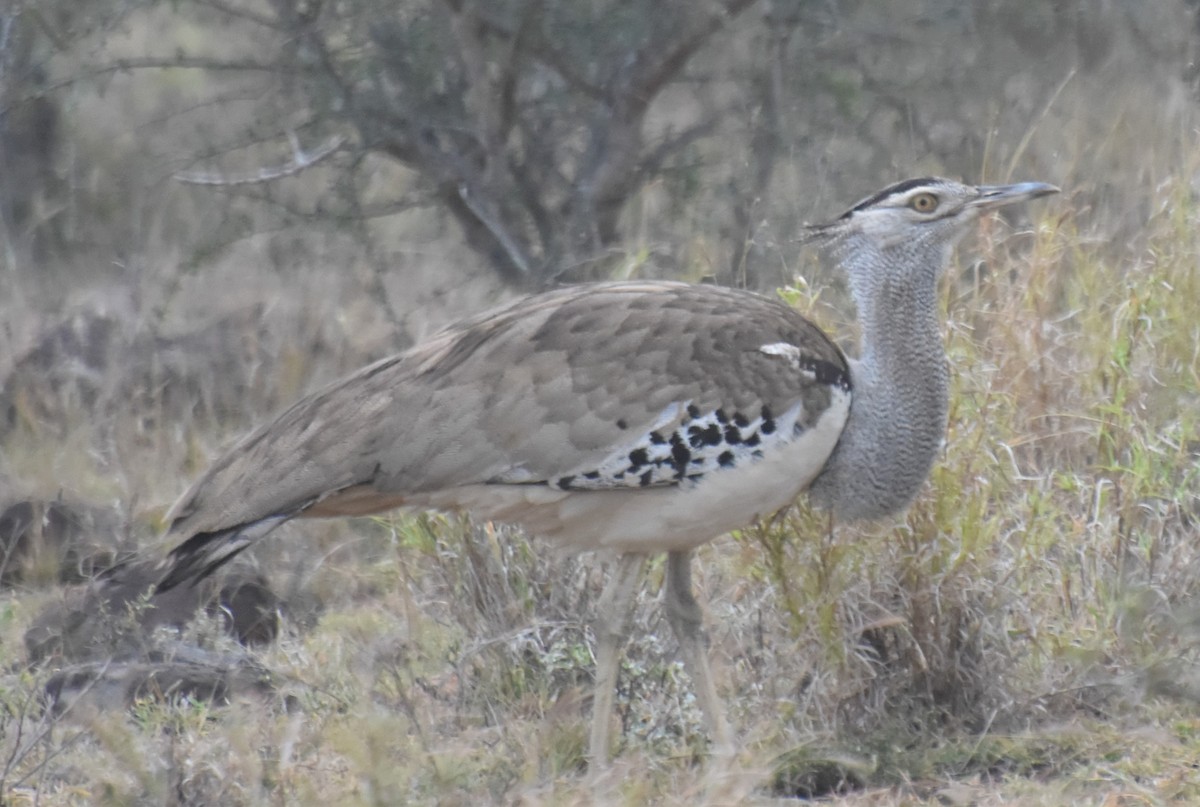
908;192;939;213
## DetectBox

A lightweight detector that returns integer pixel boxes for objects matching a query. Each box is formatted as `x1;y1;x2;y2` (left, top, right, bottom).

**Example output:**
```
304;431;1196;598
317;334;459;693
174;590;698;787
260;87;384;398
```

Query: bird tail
157;514;290;592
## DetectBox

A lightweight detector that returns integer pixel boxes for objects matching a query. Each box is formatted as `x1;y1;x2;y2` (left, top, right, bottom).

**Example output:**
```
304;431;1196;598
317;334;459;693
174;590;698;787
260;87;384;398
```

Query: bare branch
497;0;543;139
731;12;801;283
634;119;719;182
456;182;534;277
5;660;111;788
179;113;326;165
135;87;272;132
174;133;348;186
445;1;501;152
269;1;361;140
10;55;301;110
74;54;288;75
230;188;437;223
506;155;553;252
75;1;760;287
25;7;73;53
475;7;608;103
625;0;759;117
0;14;15;80
191;0;283;29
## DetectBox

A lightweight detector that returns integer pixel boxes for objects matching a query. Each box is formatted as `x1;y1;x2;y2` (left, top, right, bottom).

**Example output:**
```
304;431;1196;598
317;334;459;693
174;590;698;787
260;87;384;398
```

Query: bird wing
165;281;849;542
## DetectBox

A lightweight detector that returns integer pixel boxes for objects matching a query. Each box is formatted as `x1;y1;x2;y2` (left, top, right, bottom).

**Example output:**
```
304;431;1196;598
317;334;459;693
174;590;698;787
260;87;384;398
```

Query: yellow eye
908;192;939;213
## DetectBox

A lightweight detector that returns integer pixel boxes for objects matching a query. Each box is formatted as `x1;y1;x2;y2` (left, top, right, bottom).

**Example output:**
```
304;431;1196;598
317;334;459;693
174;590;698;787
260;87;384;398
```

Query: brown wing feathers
159;281;848;589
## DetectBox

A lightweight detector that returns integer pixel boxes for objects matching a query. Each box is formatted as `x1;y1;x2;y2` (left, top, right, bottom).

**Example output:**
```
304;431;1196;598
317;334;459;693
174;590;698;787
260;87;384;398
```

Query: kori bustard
158;177;1057;767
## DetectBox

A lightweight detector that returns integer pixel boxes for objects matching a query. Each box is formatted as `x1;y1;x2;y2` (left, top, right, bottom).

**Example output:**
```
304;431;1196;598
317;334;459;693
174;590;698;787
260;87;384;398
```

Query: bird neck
856;271;944;375
810;246;950;521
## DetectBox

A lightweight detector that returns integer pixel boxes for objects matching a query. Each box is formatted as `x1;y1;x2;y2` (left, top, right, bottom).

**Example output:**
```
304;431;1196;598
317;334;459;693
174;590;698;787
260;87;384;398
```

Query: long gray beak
971;181;1060;210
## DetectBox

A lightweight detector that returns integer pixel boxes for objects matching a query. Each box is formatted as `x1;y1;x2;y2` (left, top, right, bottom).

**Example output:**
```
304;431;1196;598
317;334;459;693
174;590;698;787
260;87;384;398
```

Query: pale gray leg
664;549;734;756
589;552;647;771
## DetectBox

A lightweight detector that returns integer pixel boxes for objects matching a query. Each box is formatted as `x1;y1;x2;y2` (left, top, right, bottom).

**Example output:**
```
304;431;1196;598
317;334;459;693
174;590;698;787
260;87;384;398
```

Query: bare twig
624;0;759;116
6;56;304;112
497;0;542;140
634;119;720;182
506;154;554;251
0;13;15;81
174;133;347;186
474;7;608;103
232;188;436;223
456;182;533;277
445;0;501;153
2;660;111;789
191;0;283;29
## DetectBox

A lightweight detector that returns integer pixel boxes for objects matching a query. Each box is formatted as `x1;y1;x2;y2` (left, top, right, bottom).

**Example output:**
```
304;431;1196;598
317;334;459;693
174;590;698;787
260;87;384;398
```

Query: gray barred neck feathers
827;226;957;340
808;176;1062;519
807;248;951;519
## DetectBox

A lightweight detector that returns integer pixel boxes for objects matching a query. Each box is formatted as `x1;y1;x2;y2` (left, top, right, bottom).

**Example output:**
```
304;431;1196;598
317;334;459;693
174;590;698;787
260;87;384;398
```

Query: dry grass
4;13;1200;800
3;173;1199;804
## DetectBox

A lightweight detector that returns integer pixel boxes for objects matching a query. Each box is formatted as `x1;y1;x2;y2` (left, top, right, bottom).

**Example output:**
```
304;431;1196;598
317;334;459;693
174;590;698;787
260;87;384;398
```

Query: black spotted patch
550;399;807;491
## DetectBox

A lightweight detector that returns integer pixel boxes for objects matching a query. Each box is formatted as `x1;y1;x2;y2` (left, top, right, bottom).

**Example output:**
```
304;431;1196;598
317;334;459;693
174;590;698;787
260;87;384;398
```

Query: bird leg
664;549;734;757
589;551;647;770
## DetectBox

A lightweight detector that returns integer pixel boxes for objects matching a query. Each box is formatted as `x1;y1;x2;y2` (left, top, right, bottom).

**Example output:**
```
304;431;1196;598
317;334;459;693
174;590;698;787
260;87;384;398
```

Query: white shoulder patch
760;342;817;380
759;341;801;358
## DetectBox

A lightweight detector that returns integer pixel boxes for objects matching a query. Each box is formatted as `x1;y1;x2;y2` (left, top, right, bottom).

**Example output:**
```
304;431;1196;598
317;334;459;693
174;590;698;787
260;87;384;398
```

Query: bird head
803;177;1059;293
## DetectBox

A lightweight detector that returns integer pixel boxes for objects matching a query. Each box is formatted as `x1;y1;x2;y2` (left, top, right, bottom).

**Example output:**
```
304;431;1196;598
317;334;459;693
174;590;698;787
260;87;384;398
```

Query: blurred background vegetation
2;1;1200;804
